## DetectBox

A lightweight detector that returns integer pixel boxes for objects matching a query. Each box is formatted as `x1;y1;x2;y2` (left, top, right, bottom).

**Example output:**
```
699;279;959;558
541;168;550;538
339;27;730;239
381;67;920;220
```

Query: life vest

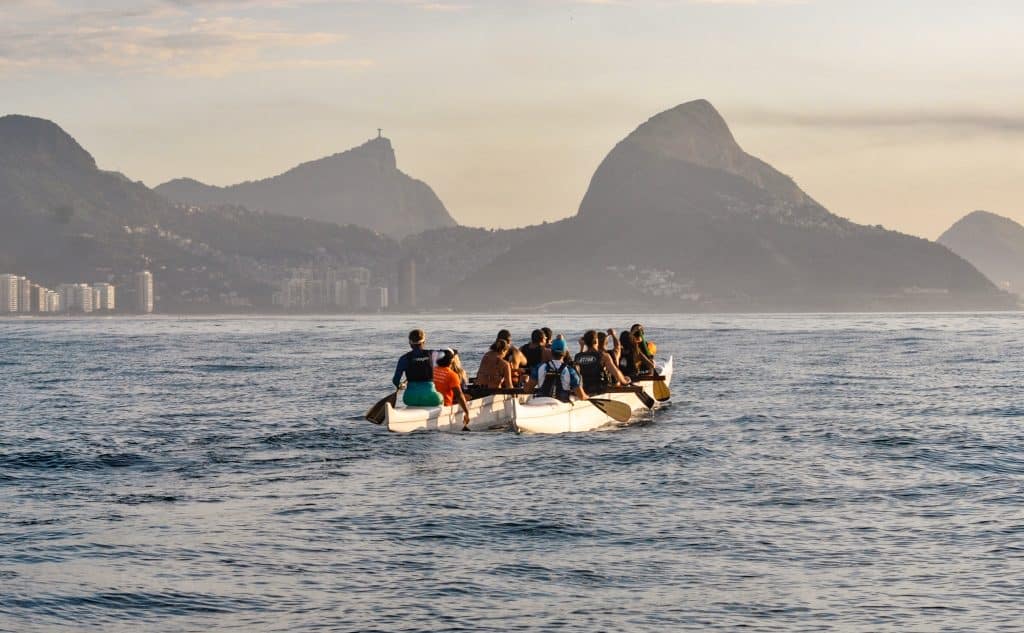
405;348;433;382
574;351;607;393
539;360;572;402
619;347;638;378
522;344;544;369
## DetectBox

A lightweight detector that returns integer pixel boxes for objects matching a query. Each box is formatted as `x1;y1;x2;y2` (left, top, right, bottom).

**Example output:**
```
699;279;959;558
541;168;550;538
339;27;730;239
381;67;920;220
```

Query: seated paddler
392;328;443;407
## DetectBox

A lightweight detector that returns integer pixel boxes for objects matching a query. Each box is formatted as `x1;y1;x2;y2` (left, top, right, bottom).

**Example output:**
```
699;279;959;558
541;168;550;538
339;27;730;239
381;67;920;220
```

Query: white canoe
386;393;519;433
512;397;617;434
593;355;674;415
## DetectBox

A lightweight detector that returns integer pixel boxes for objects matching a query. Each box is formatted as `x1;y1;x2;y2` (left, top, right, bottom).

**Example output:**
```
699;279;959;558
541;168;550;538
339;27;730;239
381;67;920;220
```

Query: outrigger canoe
383;356;673;434
385;392;523;433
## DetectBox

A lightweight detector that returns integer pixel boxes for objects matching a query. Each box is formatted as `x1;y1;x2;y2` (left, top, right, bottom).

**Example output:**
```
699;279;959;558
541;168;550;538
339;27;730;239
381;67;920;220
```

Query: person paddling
534;336;586;402
619;330;656;379
434;349;471;430
575;329;631;395
476;338;514;391
392;329;443;407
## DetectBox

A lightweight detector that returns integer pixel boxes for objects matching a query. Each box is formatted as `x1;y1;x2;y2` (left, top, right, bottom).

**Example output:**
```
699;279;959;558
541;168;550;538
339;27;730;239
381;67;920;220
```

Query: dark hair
408;329;425;345
597;331;607;348
497;329;511;342
437;350;454;367
582;329;598;349
619;330;634;348
541;327;553;343
531;329;544;344
489;339;509;354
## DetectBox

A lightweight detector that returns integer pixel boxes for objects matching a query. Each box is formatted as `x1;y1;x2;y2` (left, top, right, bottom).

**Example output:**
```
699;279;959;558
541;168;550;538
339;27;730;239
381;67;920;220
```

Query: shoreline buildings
272;266;389;312
0;271;150;315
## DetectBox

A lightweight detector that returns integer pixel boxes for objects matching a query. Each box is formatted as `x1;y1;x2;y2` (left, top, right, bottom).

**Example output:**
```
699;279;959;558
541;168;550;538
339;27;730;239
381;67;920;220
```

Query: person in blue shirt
533;336;587;403
392;329;443;407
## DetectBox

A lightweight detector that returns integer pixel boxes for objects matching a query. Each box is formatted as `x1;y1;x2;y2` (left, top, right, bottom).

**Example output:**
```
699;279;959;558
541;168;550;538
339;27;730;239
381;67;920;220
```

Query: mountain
938;210;1024;296
449;100;1010;311
156;137;457;239
0;114;399;311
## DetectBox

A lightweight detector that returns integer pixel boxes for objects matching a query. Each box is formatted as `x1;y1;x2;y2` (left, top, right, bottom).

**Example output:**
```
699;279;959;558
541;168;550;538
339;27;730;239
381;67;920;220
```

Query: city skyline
1;0;1022;240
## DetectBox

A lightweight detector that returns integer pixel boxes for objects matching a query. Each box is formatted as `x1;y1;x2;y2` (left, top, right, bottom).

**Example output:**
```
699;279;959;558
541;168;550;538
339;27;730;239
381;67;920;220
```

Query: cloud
737;109;1024;135
0;1;370;77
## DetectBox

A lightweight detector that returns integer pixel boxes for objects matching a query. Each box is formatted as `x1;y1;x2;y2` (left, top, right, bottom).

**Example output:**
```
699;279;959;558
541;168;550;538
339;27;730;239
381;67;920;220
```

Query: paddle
365;384;403;425
631;386;657;409
588;398;633;423
653;379;671;403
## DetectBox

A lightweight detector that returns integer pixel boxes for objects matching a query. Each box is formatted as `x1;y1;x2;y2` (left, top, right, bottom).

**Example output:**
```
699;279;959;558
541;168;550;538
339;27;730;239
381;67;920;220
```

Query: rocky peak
0;114;97;170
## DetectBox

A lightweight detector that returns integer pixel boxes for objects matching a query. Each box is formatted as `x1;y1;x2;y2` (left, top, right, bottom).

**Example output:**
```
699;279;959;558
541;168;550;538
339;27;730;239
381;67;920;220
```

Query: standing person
434;349;471;430
535;336;586;402
393;329;443;407
575;330;631;395
476;339;514;390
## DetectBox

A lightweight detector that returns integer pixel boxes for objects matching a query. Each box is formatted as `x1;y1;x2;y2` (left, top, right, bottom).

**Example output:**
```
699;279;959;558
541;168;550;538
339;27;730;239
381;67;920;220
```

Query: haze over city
2;0;1022;239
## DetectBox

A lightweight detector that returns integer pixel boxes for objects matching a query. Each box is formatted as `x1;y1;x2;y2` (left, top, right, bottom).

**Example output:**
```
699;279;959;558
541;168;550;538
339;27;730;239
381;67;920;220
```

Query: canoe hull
386;393;518;433
512;397;616;434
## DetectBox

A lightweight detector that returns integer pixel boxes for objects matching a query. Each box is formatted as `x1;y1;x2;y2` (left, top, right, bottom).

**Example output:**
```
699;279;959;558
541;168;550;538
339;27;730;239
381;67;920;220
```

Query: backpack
539;360;572;402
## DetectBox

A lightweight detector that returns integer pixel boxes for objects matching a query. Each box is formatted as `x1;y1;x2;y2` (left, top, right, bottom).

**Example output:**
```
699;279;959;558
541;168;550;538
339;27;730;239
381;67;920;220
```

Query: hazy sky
2;0;1022;238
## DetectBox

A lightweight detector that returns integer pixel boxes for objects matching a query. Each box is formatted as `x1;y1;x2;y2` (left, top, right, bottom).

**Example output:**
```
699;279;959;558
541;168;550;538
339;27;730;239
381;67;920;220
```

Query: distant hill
450;100;1010;311
156;137;457;239
939;210;1024;296
0;114;399;311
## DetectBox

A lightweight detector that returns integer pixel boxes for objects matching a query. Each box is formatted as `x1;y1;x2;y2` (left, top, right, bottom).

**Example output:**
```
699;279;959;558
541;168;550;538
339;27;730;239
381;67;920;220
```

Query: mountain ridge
938;210;1024;297
448;100;1009;311
155;136;456;238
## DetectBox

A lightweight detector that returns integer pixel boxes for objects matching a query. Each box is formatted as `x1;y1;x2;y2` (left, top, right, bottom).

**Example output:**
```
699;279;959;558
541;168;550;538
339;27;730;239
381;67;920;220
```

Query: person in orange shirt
433;349;471;431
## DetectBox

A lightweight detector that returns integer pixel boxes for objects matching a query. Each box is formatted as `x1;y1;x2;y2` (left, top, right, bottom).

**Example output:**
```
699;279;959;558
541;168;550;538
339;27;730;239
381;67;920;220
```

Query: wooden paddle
632;385;657;409
365;386;402;425
588;398;633;423
653;379;671;402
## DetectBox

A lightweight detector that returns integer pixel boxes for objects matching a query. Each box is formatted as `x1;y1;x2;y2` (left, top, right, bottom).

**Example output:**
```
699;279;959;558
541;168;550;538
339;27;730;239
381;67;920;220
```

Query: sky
1;0;1022;239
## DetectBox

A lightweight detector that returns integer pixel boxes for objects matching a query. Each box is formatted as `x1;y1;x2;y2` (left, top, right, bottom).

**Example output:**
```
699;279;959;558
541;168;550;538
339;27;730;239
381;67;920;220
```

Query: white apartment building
58;283;94;313
93;283;116;311
374;286;389;311
135;271;154;313
18;276;31;313
0;274;18;312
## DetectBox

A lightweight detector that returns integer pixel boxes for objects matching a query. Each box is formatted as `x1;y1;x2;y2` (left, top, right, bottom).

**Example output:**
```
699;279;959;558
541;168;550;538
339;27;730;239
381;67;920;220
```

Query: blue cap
550;338;567;354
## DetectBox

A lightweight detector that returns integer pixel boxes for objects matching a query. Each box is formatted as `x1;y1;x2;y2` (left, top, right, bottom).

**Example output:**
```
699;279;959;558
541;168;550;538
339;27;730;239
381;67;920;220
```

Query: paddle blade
590;398;633;423
365;392;398;425
653;380;671;402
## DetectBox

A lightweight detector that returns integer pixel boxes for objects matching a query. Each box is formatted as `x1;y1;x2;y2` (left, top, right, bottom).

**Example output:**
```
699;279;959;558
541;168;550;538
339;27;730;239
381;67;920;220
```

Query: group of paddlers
392;325;660;430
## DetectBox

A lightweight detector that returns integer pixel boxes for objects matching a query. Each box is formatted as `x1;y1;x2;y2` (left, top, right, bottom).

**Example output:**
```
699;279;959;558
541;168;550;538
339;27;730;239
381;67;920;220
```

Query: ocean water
1;313;1022;632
